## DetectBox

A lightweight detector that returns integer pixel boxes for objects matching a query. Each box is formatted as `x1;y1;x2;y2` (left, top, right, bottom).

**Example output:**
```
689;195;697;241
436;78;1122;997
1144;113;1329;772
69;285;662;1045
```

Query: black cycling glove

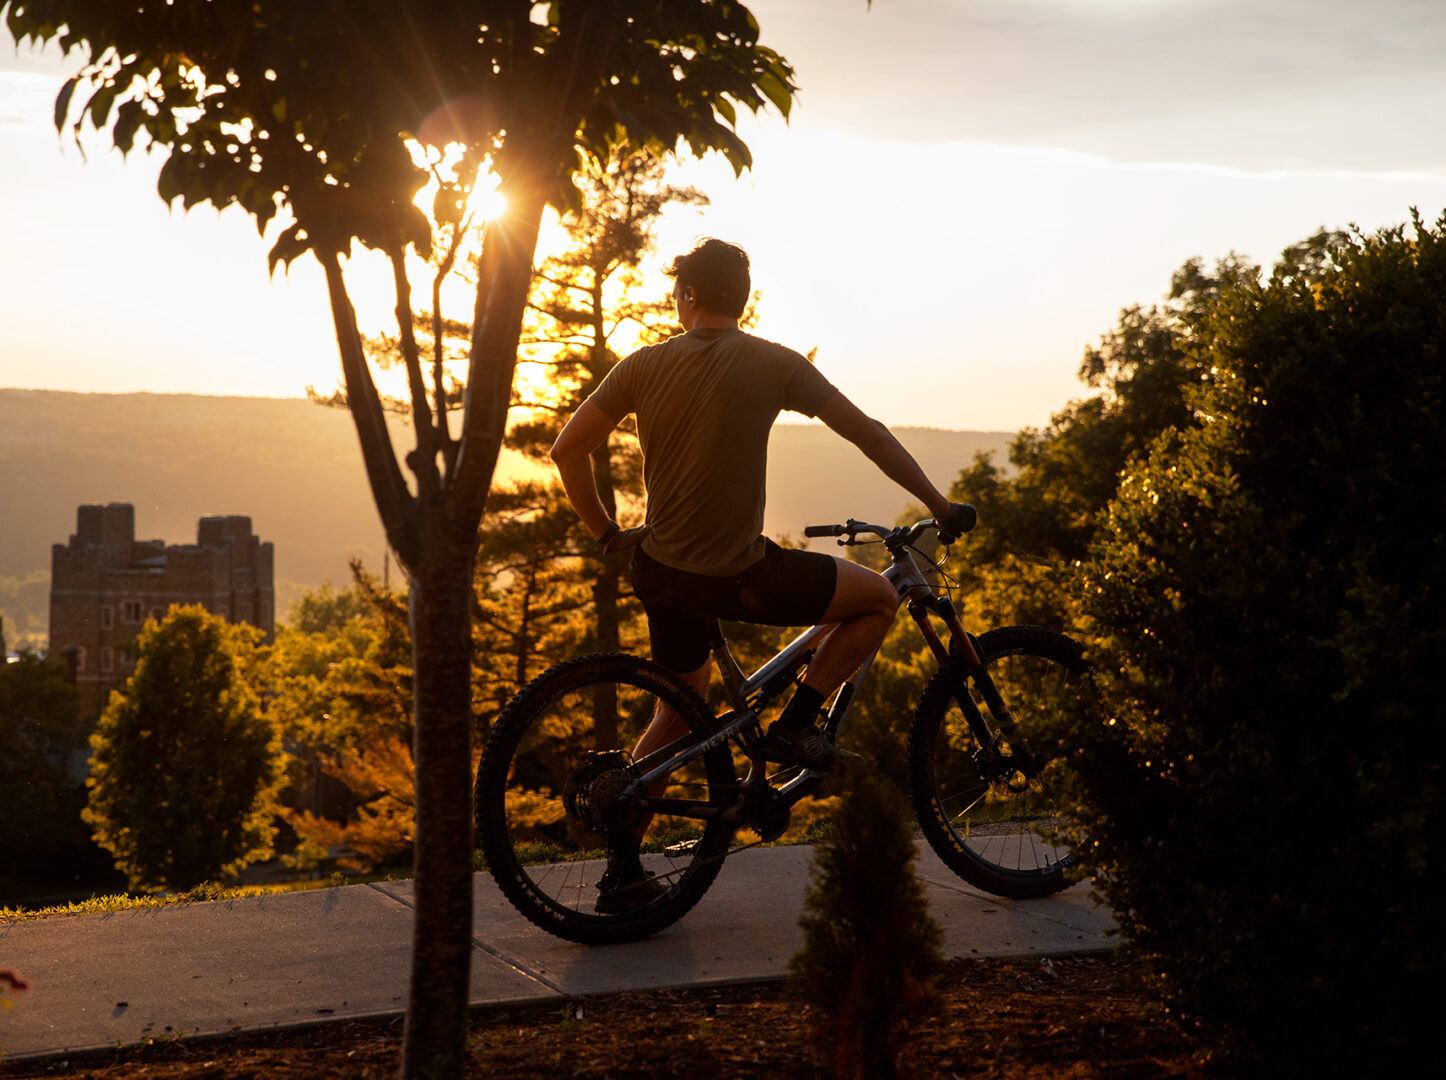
935;502;977;544
597;521;652;555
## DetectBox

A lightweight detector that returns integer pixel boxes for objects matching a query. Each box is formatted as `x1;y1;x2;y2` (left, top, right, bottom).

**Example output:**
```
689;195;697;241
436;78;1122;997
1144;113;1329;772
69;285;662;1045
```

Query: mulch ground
5;952;1239;1078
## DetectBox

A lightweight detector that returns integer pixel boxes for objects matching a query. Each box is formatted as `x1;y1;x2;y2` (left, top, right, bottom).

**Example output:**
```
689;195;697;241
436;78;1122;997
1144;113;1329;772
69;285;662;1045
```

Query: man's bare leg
756;557;897;773
627;659;712;843
632;658;712;762
599;663;711;909
797;557;898;701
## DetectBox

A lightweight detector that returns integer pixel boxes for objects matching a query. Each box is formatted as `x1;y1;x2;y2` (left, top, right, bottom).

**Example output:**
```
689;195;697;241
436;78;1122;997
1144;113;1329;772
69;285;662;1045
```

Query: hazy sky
2;0;1444;430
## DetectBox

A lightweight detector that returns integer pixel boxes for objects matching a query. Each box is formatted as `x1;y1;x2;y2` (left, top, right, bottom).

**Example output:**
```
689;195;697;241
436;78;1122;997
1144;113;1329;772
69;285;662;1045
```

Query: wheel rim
928;649;1083;879
483;668;729;922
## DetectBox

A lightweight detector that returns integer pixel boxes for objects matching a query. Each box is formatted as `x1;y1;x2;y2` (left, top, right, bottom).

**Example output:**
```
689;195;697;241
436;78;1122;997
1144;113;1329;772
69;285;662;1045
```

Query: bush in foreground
85;605;284;892
792;766;942;1079
1069;214;1445;1069
0;651;100;885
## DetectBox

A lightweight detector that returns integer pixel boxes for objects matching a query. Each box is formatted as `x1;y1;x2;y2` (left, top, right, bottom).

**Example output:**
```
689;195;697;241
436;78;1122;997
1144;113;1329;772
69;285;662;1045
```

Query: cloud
753;0;1446;171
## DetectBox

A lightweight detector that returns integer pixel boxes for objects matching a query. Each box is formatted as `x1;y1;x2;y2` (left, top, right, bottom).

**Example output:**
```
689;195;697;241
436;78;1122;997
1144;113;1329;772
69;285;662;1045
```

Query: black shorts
630;539;839;673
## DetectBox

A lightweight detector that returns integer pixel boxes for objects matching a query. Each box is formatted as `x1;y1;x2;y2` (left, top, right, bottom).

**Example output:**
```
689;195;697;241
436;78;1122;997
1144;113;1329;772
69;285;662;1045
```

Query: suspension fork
910;597;1030;769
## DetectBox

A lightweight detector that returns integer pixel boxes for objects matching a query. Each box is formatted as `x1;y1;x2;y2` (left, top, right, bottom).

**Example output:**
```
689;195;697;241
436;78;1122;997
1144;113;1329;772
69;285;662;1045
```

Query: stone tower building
49;503;275;716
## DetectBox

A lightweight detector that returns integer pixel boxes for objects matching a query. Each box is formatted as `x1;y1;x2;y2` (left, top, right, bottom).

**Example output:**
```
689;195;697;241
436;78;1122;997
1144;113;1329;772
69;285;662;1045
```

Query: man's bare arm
550;401;621;539
815;390;953;519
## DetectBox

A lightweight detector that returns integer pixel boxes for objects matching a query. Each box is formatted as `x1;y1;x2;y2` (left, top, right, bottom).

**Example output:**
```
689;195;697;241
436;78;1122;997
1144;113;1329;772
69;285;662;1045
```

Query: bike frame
622;526;1017;824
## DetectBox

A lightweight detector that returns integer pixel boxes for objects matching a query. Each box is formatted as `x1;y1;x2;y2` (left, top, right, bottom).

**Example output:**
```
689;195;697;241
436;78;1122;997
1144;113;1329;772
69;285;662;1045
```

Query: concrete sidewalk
0;845;1115;1063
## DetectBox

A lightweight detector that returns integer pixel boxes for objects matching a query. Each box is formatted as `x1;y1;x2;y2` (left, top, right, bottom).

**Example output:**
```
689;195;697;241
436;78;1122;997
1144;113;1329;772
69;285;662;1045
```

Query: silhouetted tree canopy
1065;213;1444;1069
0;652;103;890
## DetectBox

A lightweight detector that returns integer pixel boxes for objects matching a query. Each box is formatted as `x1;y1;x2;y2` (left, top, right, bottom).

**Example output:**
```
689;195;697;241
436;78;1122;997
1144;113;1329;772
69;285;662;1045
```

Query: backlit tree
5;4;798;1071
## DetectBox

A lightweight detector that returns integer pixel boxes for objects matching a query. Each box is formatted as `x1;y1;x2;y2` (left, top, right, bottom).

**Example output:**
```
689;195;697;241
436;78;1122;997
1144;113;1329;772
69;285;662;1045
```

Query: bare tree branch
534;269;595;294
320;250;416;563
431;202;472;468
389;242;440;500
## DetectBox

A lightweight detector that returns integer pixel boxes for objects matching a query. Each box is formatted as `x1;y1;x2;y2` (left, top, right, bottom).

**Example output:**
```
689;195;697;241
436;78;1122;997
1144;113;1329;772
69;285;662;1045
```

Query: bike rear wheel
908;625;1091;899
475;652;737;944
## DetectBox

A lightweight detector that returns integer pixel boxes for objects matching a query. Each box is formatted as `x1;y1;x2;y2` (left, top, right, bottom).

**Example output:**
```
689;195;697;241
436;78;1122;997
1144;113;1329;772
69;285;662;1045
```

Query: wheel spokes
931;651;1079;876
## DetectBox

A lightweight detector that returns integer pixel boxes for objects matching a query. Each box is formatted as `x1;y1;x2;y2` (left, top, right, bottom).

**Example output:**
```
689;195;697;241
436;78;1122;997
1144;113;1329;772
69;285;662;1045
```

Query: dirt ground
4;952;1238;1078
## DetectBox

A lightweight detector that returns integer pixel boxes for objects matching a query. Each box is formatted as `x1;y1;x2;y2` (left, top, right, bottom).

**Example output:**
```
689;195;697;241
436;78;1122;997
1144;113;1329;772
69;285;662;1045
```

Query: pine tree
84;605;284;892
479;150;706;742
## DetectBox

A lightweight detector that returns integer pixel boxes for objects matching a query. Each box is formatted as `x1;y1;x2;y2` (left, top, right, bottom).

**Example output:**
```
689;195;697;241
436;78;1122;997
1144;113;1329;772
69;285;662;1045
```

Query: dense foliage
84;605;284;892
0;651;117;898
792;765;941;1080
267;566;417;874
1066;213;1445;1067
948;246;1310;631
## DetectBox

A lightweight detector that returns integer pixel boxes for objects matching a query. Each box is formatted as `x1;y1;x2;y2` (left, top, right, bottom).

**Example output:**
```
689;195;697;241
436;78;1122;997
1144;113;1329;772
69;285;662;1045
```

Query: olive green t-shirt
587;327;837;576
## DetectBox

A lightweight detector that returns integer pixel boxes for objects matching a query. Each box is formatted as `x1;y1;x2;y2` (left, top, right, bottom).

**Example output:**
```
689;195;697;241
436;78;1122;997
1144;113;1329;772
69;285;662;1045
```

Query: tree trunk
589;442;623;747
401;521;476;1080
515;566;534;692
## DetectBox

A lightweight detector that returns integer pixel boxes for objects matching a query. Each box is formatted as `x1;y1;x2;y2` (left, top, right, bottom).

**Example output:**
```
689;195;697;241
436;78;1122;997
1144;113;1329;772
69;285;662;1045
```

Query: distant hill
0;390;1012;646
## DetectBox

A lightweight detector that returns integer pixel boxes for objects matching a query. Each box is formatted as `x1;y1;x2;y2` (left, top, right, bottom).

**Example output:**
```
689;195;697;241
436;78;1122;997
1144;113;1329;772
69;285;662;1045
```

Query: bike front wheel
908;625;1092;899
475;652;738;944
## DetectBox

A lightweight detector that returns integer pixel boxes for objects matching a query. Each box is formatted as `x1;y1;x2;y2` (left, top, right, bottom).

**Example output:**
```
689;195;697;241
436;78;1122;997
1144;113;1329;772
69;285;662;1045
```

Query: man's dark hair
666;238;750;318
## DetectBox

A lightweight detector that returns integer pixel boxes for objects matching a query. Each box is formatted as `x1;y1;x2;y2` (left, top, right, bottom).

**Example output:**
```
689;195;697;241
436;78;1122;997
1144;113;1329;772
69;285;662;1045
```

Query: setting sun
467;172;507;224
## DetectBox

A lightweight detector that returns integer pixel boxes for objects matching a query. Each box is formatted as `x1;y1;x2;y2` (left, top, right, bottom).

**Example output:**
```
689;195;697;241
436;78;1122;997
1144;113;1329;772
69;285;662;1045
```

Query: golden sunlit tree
6;4;799;1073
84;606;284;893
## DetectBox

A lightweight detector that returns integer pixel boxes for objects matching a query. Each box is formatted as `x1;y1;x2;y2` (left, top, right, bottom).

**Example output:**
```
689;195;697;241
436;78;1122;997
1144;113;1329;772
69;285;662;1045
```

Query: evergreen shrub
792;765;941;1079
1068;214;1445;1068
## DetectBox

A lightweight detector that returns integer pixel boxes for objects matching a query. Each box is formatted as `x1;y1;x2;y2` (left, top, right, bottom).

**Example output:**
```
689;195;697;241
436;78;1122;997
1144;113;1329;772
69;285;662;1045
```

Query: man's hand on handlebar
935;502;977;544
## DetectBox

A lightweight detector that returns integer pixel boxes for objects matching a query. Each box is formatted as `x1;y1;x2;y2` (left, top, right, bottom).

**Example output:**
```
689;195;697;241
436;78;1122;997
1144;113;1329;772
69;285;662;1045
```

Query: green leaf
87;83;119;130
267;223;311;275
54;76;80;133
756;71;792;119
114;101;144;155
156;154;184;205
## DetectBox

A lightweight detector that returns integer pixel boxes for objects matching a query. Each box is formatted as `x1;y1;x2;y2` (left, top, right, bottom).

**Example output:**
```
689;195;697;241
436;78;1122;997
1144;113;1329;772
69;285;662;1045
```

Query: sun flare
466;174;507;224
408;140;507;228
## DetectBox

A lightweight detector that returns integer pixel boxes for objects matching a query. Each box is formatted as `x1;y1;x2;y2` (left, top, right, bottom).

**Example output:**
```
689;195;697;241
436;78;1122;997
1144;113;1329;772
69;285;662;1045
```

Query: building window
74;647;86;673
101;647;114;674
122;600;144;623
118;649;133;670
101;605;114;630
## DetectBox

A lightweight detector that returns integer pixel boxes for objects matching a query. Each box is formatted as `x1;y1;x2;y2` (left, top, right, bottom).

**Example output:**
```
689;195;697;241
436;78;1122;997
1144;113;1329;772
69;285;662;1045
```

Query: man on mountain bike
551;237;973;911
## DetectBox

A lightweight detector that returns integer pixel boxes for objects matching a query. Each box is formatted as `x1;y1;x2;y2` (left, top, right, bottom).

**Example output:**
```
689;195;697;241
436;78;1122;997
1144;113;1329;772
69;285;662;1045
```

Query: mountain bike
474;511;1094;944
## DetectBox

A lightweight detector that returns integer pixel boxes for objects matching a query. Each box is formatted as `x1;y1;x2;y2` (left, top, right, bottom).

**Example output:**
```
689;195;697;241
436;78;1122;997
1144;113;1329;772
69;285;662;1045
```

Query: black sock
774;684;826;732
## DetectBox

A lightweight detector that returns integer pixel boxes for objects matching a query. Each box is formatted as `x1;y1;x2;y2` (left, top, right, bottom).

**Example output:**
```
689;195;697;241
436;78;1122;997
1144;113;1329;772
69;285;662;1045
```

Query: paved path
0;845;1115;1063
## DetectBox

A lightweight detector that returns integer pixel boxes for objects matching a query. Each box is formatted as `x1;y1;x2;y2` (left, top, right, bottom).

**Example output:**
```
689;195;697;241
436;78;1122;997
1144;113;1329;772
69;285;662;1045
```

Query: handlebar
803;504;977;548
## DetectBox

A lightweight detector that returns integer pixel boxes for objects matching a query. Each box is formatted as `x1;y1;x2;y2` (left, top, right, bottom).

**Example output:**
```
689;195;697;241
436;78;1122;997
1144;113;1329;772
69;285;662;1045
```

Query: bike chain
639;761;815;889
646;832;768;887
